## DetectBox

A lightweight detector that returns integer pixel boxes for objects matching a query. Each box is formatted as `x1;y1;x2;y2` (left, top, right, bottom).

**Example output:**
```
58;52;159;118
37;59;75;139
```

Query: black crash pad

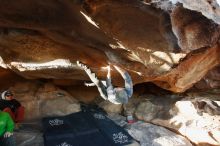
42;110;139;146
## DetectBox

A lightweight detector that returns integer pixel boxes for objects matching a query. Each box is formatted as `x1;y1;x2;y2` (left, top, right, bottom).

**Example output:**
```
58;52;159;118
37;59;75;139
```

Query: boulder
126;121;192;146
125;92;220;145
9;81;81;120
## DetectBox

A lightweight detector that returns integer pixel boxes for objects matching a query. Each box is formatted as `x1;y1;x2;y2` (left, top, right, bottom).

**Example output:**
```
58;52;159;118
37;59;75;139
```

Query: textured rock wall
0;0;219;92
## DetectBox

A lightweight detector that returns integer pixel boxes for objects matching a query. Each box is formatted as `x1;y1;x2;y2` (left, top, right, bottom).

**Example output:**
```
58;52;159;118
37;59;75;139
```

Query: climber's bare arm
84;82;96;87
107;65;111;79
102;65;111;78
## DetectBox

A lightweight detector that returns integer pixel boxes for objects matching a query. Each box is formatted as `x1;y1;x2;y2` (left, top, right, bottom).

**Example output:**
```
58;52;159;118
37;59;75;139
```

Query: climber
77;61;133;104
0;110;16;146
0;90;25;123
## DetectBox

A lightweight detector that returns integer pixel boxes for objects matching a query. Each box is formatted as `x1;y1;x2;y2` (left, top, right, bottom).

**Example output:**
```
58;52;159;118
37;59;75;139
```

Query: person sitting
77;61;133;104
0;90;25;123
0;110;16;146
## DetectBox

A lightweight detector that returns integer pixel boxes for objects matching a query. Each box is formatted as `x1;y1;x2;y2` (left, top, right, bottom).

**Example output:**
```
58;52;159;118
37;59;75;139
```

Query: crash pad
42;110;139;146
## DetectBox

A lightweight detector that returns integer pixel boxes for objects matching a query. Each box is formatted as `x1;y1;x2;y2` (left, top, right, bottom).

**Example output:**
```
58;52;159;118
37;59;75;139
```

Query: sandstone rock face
126;122;192;146
9;81;81;120
171;6;220;52
171;0;220;25
195;65;220;89
0;0;219;92
66;85;99;103
0;68;24;90
124;92;220;145
166;98;220;145
155;45;220;92
98;100;123;114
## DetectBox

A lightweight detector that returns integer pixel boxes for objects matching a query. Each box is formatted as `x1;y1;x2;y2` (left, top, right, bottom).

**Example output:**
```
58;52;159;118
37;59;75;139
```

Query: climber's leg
123;72;133;98
113;65;133;98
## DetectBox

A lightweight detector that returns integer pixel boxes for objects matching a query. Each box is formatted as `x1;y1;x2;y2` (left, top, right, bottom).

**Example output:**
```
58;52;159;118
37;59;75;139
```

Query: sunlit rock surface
0;0;219;92
126;122;192;146
168;97;220;145
108;114;192;146
124;90;220;146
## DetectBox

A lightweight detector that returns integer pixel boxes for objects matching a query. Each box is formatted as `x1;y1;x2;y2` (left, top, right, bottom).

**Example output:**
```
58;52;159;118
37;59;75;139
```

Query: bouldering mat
42;110;139;146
